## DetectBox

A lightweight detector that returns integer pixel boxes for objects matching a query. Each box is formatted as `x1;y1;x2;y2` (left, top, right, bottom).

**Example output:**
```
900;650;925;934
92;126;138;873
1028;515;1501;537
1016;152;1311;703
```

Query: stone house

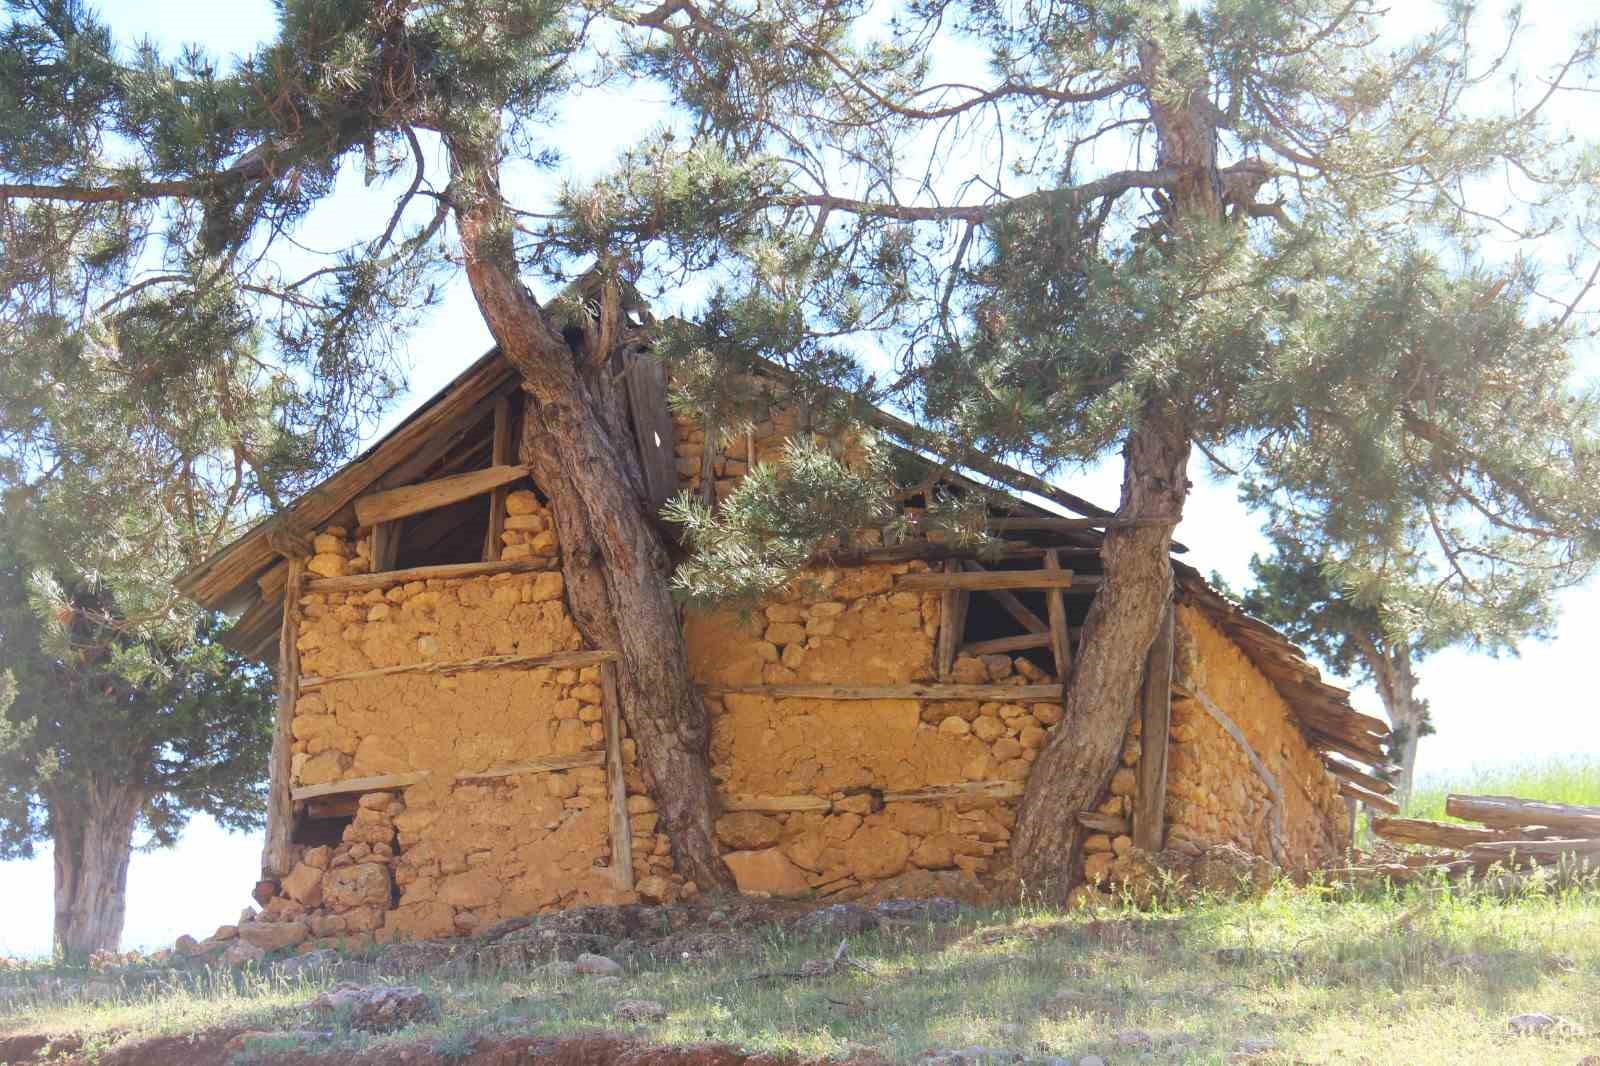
175;348;1395;945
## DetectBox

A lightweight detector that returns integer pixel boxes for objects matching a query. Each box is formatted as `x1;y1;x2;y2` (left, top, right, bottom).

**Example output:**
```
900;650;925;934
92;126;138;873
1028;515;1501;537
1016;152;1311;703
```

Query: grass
4;878;1599;1065
1406;756;1600;820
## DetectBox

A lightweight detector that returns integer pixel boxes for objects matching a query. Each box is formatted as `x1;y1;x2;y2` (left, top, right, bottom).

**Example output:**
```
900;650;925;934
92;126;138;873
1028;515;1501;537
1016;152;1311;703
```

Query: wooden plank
1467;837;1600;865
1133;601;1174;852
1339;780;1401;815
1370;816;1539;850
986;516;1159;531
355;463;531;526
300;649;620;691
1446;794;1600;836
699;416;718;507
263;558;305;878
454;752;605;781
624;353;680;512
369;521;400;572
1178;683;1288;866
898;570;1094;592
1320;755;1396;796
708;682;1065;701
601;660;635;891
306;557;543;593
719;793;833;813
1077;811;1129;835
961;631;1052;656
961;560;1048;633
178;352;515;608
1043;549;1073;682
482;396;516;562
882;780;1025;803
291;770;430;802
935;561;970;679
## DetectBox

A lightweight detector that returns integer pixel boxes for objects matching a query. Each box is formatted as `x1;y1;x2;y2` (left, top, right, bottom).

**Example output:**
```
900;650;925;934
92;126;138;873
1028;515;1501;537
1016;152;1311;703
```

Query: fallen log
1369;816;1562;850
1466;838;1600;866
1445;794;1600;836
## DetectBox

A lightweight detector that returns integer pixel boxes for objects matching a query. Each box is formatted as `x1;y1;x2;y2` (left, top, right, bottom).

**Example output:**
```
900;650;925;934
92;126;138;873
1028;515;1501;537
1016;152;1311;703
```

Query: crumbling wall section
261;489;671;949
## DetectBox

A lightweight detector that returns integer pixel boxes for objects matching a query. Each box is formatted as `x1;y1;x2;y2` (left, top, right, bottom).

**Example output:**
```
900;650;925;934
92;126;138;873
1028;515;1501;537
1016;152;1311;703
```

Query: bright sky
0;0;1596;958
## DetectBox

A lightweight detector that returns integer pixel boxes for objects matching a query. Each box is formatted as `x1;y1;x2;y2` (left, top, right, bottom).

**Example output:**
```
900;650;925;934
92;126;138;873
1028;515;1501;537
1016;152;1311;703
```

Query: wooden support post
936;560;970;679
263;557;305;879
370;521;400;572
699;417;718;508
1133;601;1174;853
1346;794;1359;849
1043;549;1073;682
482;395;515;561
601;659;635;891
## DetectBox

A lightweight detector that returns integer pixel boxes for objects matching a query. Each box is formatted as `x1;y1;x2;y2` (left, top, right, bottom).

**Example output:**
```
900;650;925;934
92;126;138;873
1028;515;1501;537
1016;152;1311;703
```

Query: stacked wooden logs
1357;794;1600;881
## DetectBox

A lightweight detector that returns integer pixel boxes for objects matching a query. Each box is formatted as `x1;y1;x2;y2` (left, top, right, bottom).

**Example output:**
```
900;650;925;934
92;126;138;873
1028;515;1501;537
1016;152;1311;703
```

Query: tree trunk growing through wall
1012;407;1190;892
449;136;734;894
1012;40;1213;896
49;780;144;959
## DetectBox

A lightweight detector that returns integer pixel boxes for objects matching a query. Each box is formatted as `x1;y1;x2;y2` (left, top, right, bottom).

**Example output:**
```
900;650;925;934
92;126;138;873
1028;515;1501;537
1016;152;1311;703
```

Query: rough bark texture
1012;37;1214;896
50;780;143;958
1363;644;1423;808
1012;407;1191;894
449;135;733;892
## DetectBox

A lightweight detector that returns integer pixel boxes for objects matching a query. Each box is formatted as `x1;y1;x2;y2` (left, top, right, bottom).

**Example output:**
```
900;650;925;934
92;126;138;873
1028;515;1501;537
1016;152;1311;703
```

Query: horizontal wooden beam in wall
707;682;1064;702
897;570;1101;592
355;463;531;526
882;780;1024;803
961;631;1052;656
291;771;430;801
455;751;605;781
1338;780;1401;815
306;557;544;593
720;793;833;813
719;779;1025;814
300;649;619;692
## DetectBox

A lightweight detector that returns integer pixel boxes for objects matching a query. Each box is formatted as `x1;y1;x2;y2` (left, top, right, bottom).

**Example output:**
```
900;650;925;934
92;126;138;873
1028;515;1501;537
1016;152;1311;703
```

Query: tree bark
448;134;734;892
1012;36;1214;896
1385;653;1424;809
1012;405;1190;895
49;779;143;959
1356;639;1424;809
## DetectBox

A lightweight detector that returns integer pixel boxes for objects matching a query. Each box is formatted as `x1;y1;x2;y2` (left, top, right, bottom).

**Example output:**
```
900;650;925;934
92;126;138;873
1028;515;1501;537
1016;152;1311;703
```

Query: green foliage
665;435;901;608
0;516;275;860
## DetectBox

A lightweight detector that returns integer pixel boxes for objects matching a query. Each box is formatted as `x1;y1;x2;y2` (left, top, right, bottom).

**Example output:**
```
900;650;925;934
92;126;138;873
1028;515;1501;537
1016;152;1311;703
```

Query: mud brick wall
266;488;676;948
1153;603;1346;870
684;562;1066;902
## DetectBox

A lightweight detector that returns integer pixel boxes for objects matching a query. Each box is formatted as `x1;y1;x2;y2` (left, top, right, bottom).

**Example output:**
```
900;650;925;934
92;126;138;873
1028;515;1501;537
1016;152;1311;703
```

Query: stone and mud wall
241;424;1346;948
254;489;679;951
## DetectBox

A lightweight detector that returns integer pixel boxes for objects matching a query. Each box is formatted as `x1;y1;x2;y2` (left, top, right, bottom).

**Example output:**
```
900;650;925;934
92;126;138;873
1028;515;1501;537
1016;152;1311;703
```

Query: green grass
5;879;1600;1065
1407;756;1600;820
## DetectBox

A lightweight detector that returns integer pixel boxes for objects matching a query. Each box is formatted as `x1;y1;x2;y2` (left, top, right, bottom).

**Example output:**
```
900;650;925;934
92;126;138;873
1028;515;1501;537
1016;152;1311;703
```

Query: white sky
0;0;1596;957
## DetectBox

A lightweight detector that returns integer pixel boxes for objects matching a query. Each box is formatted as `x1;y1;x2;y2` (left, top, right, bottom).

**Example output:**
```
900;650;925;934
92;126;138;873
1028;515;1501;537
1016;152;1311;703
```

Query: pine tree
632;1;1600;889
0;0;880;892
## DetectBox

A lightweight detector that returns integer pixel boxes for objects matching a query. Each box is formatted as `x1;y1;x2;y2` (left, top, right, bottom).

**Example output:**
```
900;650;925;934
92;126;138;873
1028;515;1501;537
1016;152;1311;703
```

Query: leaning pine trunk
449;137;734;893
1012;406;1190;896
50;781;143;959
